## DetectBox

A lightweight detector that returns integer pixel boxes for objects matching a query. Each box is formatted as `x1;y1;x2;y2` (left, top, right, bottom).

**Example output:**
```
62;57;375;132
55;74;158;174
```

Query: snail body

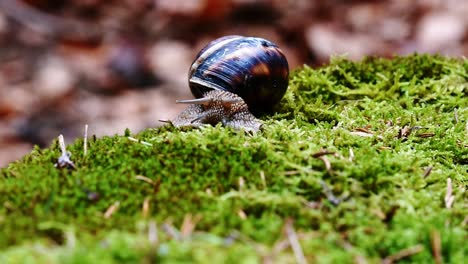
172;35;289;132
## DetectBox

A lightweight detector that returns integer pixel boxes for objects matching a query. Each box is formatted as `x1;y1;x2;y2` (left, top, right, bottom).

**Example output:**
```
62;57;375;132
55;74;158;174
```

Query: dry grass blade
350;131;374;137
444;178;455;208
83;124;88;156
180;214;201;238
284;218;307;264
148;220;158;245
349;148;355;162
260;171;267;189
318;156;332;173
135;175;155;185
142;197;150;218
58;134;67;155
238;209;247;220
104;201;120;219
431;230;442;264
312;149;335;158
417;133;435;138
381;244;424;264
239;176;245;190
422;166;433;178
127;137;153;147
162;222;180;240
355;127;373;133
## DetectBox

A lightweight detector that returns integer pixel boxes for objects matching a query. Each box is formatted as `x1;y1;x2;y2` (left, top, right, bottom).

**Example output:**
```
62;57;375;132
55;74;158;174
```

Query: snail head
172;90;262;132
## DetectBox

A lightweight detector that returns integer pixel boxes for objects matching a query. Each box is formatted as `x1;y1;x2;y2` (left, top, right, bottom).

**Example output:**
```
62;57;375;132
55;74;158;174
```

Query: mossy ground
1;54;467;263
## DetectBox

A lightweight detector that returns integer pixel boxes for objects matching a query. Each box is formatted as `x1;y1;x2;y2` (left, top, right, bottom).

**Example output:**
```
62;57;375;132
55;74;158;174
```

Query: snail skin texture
172;35;289;132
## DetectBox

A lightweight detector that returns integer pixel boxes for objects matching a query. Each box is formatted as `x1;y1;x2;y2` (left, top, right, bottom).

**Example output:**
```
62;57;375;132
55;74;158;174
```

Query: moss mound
1;54;467;263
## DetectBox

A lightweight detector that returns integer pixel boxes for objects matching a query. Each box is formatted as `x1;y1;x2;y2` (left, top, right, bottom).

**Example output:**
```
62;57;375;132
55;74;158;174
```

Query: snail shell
189;35;289;114
172;35;289;132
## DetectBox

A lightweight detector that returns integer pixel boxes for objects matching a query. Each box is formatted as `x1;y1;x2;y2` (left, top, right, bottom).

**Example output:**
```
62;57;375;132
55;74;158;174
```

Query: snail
172;35;289;132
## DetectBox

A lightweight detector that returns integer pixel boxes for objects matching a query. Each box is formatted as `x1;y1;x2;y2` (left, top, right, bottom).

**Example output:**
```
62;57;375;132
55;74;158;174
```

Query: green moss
1;54;467;263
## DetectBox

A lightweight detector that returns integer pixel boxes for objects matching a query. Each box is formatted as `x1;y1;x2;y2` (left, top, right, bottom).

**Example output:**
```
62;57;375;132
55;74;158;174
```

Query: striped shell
189;35;289;113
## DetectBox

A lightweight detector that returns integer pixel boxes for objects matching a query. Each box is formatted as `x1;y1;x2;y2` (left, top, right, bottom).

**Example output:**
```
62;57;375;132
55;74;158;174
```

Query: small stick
83;124;88;156
284;219;307;264
454;108;459;124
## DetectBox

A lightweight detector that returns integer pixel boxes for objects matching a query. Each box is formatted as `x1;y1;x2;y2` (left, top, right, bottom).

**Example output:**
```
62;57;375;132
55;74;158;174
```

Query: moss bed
1;54;467;263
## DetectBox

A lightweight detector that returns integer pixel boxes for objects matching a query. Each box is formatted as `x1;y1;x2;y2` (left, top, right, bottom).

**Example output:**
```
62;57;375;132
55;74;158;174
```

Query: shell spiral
188;35;289;114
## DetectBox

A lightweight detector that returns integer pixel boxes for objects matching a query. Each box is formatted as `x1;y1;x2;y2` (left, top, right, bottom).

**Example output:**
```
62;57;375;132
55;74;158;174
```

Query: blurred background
0;0;467;167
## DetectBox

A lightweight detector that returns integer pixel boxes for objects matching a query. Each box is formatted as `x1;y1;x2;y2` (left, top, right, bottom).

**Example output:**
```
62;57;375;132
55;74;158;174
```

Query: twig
83;124;88;156
104;201;120;219
454;108;459;124
284;218;307;264
382;244;424;264
444;178;455;208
